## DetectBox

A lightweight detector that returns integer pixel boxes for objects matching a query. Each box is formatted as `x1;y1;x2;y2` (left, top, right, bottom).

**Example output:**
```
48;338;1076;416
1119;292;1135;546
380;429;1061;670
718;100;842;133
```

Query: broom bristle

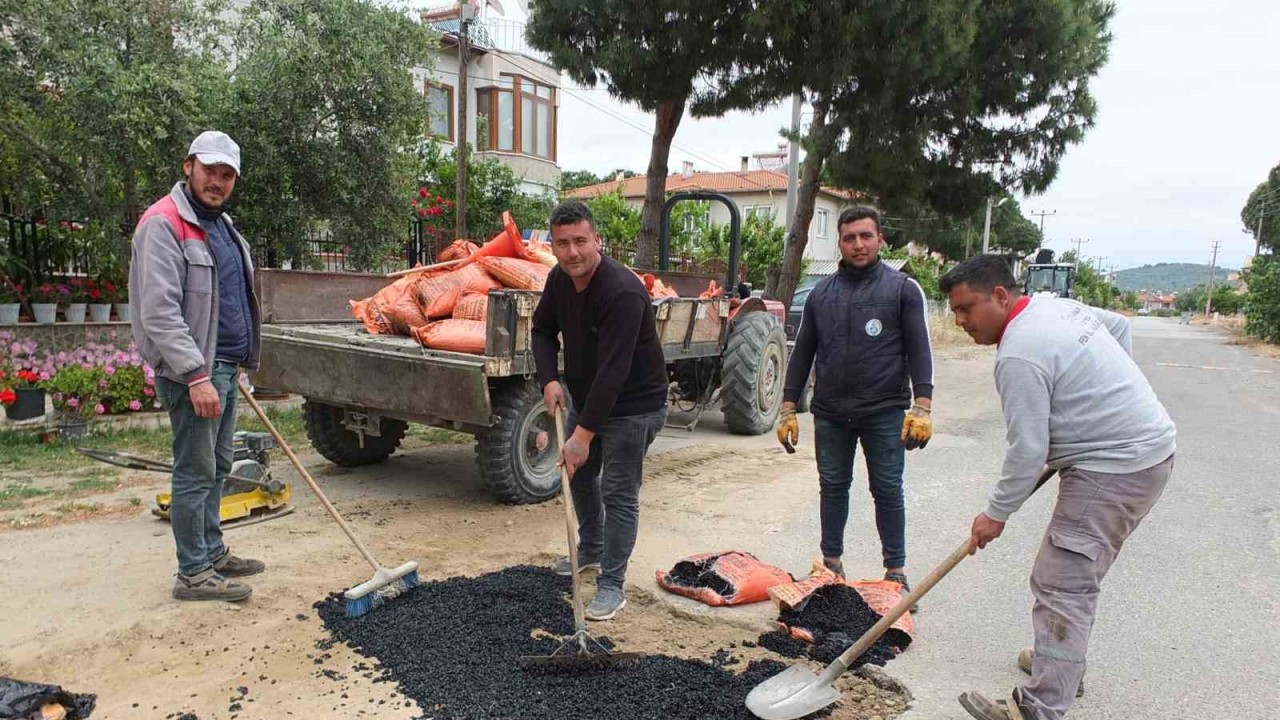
344;571;420;618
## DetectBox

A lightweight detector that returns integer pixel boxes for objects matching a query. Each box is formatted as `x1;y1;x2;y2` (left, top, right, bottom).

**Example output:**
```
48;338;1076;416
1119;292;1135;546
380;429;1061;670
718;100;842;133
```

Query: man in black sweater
532;200;669;621
779;206;935;603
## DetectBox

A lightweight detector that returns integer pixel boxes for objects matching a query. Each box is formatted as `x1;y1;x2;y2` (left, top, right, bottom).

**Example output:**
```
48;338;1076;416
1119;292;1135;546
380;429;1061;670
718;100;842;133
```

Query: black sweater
532;256;668;432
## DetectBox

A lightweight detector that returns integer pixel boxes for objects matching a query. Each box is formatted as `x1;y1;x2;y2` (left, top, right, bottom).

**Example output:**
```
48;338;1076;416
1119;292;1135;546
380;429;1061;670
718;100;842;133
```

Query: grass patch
405;425;472;445
68;477;119;493
0;482;53;510
237;406;308;449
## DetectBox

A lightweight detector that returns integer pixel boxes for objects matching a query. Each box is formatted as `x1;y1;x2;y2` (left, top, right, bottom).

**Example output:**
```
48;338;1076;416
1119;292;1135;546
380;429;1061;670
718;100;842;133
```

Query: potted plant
63;277;90;323
1;365;47;421
28;282;69;324
0;277;20;324
101;276;129;322
43;364;104;443
85;278;112;322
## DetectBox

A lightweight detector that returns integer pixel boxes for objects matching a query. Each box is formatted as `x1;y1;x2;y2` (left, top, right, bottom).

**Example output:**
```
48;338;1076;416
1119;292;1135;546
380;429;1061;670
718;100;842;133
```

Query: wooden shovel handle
554;408;588;632
385;257;468;279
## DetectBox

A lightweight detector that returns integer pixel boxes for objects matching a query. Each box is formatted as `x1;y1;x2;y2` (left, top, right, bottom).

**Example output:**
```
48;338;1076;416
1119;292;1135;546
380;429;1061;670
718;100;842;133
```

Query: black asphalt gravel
662;556;734;598
317;565;791;720
762;583;912;667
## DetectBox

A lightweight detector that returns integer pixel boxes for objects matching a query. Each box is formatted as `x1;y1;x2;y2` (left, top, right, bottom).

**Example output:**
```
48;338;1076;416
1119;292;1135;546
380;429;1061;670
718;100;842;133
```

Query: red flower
418;188;429;198
436;196;444;204
417;208;428;217
89;289;102;300
0;388;15;406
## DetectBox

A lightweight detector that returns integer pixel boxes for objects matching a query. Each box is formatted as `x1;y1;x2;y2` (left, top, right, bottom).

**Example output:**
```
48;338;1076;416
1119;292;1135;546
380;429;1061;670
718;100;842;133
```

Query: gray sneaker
173;568;252;602
552;554;602;576
885;571;918;613
585;586;626;621
212;549;265;578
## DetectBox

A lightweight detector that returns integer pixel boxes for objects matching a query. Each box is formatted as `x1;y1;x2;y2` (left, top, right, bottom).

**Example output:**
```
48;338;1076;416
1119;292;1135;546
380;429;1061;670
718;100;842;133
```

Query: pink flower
104;365;116;376
143;387;154;397
95;403;106;415
128;400;142;411
99;379;109;388
67;397;79;408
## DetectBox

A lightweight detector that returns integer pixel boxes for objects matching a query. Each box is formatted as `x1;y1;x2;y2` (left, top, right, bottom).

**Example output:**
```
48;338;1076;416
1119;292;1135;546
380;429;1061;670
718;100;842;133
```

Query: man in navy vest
778;206;935;599
130;131;263;602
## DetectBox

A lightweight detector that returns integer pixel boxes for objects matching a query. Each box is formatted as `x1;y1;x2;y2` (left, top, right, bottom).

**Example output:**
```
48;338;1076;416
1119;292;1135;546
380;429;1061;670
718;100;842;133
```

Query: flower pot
58;420;89;444
4;388;46;421
32;303;58;324
114;303;130;322
0;303;18;324
89;303;112;322
65;303;87;323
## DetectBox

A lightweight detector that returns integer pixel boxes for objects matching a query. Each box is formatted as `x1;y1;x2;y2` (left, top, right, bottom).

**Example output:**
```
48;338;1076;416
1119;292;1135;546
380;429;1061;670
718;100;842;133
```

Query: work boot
822;557;845;578
957;688;1042;720
173;568;252;602
212;548;265;578
1018;647;1085;698
552;554;601;576
884;571;918;613
584;586;627;621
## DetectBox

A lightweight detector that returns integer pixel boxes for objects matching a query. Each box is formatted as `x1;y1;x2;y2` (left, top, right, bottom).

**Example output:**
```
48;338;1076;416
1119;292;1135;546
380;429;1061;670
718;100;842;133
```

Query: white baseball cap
187;130;242;176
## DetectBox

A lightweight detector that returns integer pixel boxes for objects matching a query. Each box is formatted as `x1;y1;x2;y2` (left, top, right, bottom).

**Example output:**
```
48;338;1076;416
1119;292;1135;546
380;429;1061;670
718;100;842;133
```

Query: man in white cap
129;131;264;602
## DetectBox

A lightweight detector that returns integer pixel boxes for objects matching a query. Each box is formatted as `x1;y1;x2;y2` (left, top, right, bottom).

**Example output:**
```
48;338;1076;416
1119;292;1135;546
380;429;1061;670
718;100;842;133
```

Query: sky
550;0;1280;271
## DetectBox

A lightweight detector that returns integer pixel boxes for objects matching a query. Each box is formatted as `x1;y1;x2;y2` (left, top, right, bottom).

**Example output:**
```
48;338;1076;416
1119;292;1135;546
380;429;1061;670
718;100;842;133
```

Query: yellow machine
79;431;292;524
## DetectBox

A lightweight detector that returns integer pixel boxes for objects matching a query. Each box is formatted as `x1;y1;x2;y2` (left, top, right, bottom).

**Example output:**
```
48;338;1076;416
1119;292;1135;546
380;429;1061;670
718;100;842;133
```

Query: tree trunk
775;99;832;308
634;98;686;269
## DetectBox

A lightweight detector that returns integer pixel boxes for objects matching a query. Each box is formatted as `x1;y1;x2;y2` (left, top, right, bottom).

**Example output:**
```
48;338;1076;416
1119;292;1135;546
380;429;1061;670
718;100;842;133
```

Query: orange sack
768;560;915;642
351;274;424;335
437;239;481;263
413;319;487;354
478;256;551;291
655;551;794;607
452;291;489;322
414;264;500;319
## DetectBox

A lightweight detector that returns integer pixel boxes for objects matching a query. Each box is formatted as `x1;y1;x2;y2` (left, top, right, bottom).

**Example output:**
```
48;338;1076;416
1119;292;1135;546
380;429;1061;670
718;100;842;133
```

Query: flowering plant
43;364;105;420
65;277;97;304
28;282;71;305
99;278;128;303
0;277;20;304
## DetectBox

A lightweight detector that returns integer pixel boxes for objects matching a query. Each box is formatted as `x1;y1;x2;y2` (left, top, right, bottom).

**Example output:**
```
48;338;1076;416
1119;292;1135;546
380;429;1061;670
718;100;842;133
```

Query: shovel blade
745;664;841;720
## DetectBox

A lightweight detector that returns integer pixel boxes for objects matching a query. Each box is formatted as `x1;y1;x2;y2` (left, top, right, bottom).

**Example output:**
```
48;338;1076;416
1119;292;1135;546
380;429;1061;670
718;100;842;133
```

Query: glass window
521;95;534;155
475;90;490;150
426;84;452;140
536;84;552;99
497;91;514;151
498;75;515;90
536;102;550;159
814;209;829;238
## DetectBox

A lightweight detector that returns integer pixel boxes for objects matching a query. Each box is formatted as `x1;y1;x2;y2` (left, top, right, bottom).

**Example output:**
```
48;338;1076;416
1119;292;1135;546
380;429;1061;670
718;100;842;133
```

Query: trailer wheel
303;400;405;466
475;379;561;505
722;311;788;434
796;369;814;414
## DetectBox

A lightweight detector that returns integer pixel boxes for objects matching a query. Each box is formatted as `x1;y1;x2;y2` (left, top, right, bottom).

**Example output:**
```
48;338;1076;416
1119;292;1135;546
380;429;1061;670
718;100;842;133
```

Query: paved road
883;317;1280;718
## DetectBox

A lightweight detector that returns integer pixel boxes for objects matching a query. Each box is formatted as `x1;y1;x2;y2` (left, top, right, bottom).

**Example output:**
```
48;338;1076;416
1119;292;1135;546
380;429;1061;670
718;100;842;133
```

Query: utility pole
454;1;472;241
1205;240;1221;317
1095;256;1106;275
1030;209;1056;248
981;197;994;254
1071;237;1090;267
1256;205;1266;257
783;95;802;257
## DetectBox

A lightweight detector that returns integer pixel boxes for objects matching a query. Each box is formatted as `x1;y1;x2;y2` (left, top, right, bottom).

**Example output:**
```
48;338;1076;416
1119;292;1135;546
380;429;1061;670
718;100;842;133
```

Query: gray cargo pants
1021;454;1174;719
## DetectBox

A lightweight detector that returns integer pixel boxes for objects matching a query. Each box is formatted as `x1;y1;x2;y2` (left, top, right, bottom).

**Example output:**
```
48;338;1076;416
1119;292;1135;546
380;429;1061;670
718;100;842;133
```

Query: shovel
747;467;1060;720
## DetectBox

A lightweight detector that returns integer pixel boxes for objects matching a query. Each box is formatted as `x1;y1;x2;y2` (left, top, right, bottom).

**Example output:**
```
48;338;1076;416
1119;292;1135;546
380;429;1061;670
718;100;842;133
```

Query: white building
417;2;561;195
565;161;864;264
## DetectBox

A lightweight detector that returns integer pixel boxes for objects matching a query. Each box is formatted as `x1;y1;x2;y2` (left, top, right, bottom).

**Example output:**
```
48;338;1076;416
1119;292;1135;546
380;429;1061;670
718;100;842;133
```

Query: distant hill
1114;263;1235;293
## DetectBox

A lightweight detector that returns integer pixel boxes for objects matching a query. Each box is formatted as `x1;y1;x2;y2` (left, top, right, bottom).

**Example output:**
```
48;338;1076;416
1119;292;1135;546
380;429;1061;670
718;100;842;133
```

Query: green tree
527;1;751;269
1241;162;1280;253
701;211;787;288
1245;255;1280;342
224;0;436;271
698;0;1113;305
0;0;229;229
412;140;555;243
583;189;641;248
1176;284;1245;315
883;194;1043;261
559;170;603;193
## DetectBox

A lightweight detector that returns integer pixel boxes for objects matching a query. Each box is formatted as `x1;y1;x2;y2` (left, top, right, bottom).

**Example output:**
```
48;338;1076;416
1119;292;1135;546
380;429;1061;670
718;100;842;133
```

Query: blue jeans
566;407;667;591
813;410;907;568
155;362;240;576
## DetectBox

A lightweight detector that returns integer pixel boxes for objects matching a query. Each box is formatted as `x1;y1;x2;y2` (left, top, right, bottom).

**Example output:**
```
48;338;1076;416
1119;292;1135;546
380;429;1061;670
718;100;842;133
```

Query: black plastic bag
0;677;95;719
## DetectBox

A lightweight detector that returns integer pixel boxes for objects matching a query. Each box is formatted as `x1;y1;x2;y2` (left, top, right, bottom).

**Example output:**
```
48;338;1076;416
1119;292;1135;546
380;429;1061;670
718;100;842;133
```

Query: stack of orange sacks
350;212;554;354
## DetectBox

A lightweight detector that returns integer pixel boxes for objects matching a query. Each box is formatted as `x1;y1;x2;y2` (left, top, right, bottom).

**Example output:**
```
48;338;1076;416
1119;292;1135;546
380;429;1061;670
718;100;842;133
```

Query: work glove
776;406;799;453
900;403;932;450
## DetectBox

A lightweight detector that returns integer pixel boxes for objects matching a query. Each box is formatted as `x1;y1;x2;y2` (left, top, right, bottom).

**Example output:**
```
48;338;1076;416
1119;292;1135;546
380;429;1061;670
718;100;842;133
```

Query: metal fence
252;220;447;275
1;211;107;287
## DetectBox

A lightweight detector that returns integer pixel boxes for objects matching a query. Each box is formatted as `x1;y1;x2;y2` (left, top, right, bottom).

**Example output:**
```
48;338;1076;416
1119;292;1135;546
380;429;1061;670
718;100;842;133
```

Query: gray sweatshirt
988;297;1176;521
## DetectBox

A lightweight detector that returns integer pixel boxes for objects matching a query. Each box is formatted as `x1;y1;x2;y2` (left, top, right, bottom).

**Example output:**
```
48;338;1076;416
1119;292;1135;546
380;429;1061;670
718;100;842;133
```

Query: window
745;205;775;221
426;82;454;141
813;209;829;238
476;74;557;159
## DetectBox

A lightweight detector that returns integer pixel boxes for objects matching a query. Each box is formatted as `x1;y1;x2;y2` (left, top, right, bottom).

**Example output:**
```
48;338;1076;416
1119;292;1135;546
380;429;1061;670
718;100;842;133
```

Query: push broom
237;380;419;617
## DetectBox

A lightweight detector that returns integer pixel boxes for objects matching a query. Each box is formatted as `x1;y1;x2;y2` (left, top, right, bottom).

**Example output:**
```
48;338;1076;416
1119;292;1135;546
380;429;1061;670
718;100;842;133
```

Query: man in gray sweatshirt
939;255;1175;720
130;131;263;602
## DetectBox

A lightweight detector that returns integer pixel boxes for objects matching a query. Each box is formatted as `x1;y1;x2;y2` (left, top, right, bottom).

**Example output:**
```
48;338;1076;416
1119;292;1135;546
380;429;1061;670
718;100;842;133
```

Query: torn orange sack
767;560;915;642
437;239;481;263
655;551;794;606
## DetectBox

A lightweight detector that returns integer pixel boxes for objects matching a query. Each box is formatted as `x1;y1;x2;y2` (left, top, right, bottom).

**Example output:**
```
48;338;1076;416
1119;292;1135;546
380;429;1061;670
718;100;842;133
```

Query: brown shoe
1018;647;1085;698
958;689;1042;720
212;549;265;577
173;568;252;602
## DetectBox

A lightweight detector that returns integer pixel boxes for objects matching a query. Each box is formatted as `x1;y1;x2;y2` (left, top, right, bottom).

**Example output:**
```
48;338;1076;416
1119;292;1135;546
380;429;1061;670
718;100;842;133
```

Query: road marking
1155;363;1275;374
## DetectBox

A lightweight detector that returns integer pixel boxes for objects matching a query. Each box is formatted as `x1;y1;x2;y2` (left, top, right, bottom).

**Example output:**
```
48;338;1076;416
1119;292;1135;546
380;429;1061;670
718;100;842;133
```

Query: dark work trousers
813;409;907;568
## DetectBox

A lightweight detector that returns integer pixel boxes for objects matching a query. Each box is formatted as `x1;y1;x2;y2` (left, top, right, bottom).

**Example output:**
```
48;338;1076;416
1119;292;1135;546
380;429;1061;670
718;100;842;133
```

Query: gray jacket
129;183;261;383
